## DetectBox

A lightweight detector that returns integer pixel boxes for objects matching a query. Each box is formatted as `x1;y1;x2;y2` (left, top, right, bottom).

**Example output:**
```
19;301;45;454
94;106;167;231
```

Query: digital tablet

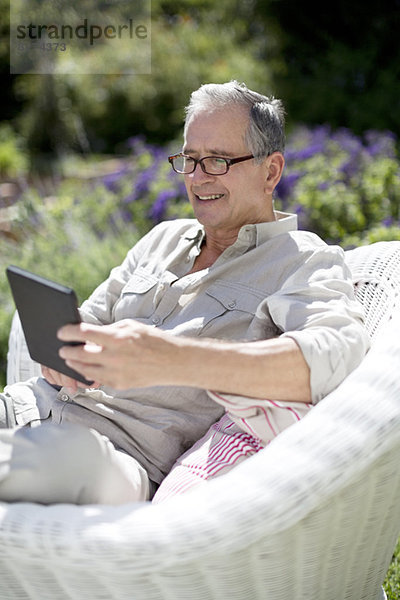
6;265;93;386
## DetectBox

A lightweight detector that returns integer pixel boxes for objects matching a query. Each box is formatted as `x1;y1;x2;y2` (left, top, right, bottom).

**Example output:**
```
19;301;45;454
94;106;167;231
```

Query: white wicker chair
1;241;400;600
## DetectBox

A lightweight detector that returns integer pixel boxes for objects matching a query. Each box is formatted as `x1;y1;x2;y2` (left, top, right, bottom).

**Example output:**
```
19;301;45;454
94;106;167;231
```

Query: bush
275;125;400;246
0;123;28;180
12;1;274;159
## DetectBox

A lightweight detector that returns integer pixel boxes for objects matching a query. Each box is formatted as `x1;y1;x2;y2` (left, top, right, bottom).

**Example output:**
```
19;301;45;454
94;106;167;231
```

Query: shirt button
228;300;237;309
152;315;161;325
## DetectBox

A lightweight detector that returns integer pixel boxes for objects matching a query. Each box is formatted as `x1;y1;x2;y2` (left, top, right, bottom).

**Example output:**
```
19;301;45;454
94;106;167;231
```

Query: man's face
183;106;276;237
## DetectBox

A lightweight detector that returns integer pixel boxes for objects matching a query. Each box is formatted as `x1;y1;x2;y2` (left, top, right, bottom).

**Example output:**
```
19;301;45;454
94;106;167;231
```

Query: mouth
195;193;224;201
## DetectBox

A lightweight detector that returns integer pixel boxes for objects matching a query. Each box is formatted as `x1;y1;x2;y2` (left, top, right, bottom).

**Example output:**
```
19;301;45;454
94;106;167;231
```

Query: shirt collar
253;211;298;246
183;211;298;250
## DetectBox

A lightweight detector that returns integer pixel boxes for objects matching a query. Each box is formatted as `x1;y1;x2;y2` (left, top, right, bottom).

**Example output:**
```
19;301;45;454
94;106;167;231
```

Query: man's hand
57;320;179;390
41;365;82;394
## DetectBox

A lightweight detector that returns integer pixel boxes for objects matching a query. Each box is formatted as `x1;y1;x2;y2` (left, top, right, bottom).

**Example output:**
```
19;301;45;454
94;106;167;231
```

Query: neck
186;231;237;275
202;228;240;256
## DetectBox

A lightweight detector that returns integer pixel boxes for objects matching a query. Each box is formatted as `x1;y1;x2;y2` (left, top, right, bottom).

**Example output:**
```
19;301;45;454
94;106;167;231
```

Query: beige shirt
48;213;368;483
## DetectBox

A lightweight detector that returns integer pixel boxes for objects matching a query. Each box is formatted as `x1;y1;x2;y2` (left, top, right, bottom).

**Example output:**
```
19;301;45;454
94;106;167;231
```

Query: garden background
0;1;399;595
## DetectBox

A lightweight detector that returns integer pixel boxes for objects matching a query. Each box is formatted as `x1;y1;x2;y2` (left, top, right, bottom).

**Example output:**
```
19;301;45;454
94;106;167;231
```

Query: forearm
164;335;311;403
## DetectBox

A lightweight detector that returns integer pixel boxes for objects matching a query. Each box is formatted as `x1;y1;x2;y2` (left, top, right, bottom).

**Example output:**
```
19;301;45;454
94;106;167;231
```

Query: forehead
183;105;249;155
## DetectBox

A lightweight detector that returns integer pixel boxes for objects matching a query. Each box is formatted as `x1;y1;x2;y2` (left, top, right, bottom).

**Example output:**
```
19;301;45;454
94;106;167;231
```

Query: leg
0;422;151;504
153;397;313;503
153;413;264;503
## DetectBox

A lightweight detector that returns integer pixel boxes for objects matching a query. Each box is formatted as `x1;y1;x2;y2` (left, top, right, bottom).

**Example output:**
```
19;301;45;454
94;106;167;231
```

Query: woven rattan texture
345;241;400;339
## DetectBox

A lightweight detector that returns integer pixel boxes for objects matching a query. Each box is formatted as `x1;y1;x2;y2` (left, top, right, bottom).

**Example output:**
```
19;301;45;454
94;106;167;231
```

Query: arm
57;235;369;402
57;319;311;402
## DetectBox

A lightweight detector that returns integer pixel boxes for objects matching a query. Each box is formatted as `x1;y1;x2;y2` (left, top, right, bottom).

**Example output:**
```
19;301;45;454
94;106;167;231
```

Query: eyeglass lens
173;155;228;175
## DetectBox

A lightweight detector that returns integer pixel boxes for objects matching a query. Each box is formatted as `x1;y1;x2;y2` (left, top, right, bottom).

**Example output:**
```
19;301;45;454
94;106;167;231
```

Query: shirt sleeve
266;239;370;403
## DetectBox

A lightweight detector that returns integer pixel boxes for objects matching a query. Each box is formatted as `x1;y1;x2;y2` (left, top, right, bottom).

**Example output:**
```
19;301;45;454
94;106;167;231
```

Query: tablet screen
6;265;93;386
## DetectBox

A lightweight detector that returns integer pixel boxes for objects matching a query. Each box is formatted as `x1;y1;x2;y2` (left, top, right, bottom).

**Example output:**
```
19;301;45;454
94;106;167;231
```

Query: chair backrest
7;311;41;385
345;241;400;339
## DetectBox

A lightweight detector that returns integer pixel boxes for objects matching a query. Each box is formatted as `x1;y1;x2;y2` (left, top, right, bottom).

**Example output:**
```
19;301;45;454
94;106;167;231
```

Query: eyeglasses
168;152;254;176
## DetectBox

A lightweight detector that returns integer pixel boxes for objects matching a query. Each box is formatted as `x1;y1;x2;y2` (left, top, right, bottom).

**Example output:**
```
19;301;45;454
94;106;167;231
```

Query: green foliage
274;126;400;247
9;0;276;159
0;123;28;178
4;0;399;161
263;0;400;136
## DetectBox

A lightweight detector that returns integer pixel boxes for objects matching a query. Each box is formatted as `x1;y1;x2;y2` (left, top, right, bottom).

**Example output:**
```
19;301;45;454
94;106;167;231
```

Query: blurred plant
0;123;29;179
10;0;276;160
275;125;400;246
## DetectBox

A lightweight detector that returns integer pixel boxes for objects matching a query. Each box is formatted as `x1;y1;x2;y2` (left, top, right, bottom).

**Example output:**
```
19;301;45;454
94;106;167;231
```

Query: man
0;81;369;504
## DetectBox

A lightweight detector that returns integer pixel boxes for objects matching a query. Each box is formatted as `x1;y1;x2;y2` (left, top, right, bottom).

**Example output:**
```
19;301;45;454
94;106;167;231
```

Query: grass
384;537;400;599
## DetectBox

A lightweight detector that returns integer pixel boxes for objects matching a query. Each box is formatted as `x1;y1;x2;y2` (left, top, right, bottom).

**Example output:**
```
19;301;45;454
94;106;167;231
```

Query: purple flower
102;167;128;192
118;208;134;223
293;203;308;230
127;135;146;153
121;190;137;205
285;143;325;163
276;172;302;203
149;189;176;222
317;181;330;191
332;128;363;155
364;130;397;159
176;179;187;198
339;156;360;180
132;164;158;200
339;145;367;180
167;172;187;197
309;124;331;146
150;146;165;161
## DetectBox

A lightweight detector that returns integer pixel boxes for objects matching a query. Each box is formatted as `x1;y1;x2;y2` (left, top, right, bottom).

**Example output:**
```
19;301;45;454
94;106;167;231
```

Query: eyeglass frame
168;152;255;175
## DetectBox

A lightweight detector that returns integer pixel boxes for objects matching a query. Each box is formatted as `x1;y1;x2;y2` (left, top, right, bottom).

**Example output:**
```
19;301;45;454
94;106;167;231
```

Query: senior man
0;81;369;504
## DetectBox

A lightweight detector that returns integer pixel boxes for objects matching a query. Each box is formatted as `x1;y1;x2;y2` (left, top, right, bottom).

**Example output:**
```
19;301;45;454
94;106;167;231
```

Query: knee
20;423;106;486
1;423;107;504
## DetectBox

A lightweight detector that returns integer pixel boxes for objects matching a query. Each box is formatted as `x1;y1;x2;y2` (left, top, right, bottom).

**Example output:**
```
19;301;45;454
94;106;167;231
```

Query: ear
264;152;285;194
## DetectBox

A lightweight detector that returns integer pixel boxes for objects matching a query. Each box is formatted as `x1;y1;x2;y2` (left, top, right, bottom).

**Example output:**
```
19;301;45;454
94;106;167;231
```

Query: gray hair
184;80;286;161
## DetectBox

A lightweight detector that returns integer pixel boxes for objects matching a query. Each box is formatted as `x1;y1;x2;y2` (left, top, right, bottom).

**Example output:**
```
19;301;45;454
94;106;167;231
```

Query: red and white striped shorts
153;414;263;503
153;397;311;504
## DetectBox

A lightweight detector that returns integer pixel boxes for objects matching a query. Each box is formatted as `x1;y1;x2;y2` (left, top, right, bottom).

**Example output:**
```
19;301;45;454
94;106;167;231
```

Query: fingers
58;322;122;347
57;324;105;382
41;365;80;394
57;320;162;389
41;365;56;384
58;322;97;343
